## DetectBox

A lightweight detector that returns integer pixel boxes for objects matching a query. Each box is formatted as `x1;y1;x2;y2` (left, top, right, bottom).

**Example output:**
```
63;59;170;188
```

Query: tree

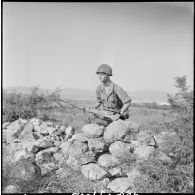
167;75;193;114
174;75;190;92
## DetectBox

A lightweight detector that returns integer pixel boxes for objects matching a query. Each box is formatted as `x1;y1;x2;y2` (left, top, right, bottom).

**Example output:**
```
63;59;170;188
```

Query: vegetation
133;75;193;193
2;75;193;193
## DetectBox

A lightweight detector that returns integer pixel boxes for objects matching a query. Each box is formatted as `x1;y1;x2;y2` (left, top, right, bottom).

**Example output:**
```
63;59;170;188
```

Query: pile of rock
3;118;74;178
3;118;175;193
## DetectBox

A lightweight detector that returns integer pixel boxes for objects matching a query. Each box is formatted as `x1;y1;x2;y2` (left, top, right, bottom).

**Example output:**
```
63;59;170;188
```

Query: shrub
3;87;68;123
134;75;193;193
135;154;193;193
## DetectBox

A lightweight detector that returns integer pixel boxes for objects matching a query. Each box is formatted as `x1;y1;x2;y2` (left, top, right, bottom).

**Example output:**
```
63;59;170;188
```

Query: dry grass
129;107;171;130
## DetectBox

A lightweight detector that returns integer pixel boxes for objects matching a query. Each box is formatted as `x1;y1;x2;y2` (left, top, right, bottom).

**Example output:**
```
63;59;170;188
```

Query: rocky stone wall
3;118;175;193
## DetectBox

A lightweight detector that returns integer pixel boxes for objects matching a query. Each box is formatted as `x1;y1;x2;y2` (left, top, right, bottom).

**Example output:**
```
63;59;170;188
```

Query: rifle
83;107;121;121
63;102;120;121
53;100;121;121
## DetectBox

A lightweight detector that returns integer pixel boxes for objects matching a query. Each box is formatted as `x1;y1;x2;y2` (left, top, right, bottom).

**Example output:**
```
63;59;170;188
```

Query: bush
134;75;193;193
3;86;69;123
3;86;91;132
135;154;193;193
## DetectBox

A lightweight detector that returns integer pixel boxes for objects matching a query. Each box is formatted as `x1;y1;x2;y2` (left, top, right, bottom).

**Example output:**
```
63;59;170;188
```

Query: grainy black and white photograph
2;2;194;193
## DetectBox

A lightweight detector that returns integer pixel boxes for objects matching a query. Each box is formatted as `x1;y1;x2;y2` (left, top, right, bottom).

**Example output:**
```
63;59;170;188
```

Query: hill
3;86;171;104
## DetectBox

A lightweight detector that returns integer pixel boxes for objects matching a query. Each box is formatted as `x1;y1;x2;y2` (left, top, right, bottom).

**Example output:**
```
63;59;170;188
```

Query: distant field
129;107;171;130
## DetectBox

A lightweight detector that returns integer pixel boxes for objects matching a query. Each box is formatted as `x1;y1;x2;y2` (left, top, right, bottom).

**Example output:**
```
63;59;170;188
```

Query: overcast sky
3;2;194;93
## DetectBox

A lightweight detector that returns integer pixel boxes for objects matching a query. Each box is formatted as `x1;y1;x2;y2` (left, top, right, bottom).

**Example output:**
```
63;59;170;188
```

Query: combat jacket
96;82;131;112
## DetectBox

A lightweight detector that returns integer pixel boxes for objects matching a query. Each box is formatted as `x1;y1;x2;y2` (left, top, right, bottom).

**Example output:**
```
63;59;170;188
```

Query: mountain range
3;86;172;104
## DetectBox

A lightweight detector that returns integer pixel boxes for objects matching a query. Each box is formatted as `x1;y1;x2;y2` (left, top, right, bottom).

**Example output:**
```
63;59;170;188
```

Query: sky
2;2;194;93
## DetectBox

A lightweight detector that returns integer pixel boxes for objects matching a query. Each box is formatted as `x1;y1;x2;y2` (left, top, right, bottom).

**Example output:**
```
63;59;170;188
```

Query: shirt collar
101;82;114;98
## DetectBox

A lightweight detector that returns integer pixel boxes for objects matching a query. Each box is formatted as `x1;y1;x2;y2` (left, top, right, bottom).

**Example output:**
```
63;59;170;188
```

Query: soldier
89;64;132;126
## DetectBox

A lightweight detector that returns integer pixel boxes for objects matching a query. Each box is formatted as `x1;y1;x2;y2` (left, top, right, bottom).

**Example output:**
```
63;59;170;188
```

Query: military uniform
92;81;131;126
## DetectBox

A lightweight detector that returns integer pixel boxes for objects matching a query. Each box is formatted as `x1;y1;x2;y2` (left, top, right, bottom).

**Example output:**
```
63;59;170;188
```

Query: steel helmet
96;64;112;76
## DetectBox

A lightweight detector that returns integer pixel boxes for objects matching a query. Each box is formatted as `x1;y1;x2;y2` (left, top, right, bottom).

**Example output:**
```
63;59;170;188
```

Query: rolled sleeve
115;85;131;104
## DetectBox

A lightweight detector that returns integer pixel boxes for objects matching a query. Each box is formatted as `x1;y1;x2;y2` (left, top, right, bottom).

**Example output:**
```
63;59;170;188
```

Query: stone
135;130;156;146
107;177;133;192
47;127;57;135
39;147;59;155
4;185;20;193
39;123;49;135
3;122;10;129
10;161;41;181
66;156;81;170
53;135;60;142
20;140;37;153
104;120;138;144
97;154;120;168
59;134;65;141
33;131;42;140
18;122;36;141
35;147;58;167
30;118;41;125
5;118;27;143
33;124;41;132
81;163;109;180
123;133;137;143
82;123;104;138
55;124;60;129
60;141;71;158
12;138;21;143
109;167;123;177
168;152;175;157
88;137;108;153
71;133;89;142
40;162;58;175
14;148;35;162
134;145;155;160
21;118;28;124
67;150;95;170
54;141;62;147
3;142;27;164
79;151;96;165
34;136;54;149
51;128;64;137
65;125;75;139
126;143;135;153
60;125;65;131
100;178;110;187
53;153;64;162
3;130;7;143
46;121;53;126
130;140;142;147
154;131;179;153
127;167;141;180
109;141;135;162
156;151;172;164
68;140;88;158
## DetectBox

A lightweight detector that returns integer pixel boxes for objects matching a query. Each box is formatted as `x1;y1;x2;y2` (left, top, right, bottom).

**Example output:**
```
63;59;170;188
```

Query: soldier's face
98;73;108;82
